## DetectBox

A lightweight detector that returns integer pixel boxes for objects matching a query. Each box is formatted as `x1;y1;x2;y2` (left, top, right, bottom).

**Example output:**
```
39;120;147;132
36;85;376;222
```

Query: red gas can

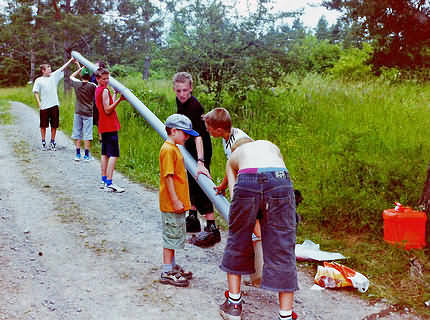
383;205;427;250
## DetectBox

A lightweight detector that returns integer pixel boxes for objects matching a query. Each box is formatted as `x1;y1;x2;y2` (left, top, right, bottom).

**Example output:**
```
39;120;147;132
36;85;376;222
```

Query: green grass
1;74;429;317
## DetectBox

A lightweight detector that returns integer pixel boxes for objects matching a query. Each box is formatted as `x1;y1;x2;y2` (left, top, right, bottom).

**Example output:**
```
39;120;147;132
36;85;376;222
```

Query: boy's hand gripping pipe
71;51;230;221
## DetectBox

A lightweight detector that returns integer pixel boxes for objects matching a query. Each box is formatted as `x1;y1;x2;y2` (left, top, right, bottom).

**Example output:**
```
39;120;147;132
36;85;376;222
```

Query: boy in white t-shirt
32;58;74;151
202;107;251;195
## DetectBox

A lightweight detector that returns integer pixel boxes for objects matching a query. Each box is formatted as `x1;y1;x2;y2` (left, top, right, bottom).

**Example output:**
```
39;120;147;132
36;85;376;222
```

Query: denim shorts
220;168;299;292
161;212;186;250
101;132;120;157
71;114;93;141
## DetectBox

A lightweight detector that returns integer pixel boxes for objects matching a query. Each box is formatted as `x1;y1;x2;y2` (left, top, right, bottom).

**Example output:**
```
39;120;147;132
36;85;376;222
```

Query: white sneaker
99;181;106;189
49;141;56;151
104;183;125;193
41;142;47;151
74;154;81;162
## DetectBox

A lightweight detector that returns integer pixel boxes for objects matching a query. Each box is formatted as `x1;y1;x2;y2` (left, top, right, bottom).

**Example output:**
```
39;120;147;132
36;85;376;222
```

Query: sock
279;310;292;320
206;220;216;229
76;148;81;155
42;139;46;144
189;209;197;218
50;139;55;143
102;176;107;183
84;149;89;157
228;292;242;304
162;263;173;273
106;179;112;186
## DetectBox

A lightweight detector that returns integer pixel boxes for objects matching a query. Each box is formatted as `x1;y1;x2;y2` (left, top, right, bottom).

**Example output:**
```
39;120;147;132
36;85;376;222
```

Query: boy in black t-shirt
173;72;220;248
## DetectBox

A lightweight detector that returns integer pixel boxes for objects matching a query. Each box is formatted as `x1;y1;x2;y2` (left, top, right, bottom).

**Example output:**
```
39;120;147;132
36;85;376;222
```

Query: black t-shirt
176;96;212;163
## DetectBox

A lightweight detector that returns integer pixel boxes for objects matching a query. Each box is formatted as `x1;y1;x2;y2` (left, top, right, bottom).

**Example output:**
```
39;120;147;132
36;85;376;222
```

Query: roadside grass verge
1;74;429;317
0;99;13;124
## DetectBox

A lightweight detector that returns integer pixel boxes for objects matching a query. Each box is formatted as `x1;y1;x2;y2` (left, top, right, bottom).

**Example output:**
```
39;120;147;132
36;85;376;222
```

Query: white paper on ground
295;240;346;261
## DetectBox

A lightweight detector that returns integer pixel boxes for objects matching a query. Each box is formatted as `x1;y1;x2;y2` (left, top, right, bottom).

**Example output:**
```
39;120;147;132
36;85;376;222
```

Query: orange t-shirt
159;141;191;213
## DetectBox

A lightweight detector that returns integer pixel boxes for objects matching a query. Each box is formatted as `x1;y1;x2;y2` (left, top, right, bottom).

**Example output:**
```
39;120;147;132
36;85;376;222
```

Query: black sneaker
190;224;221;248
173;264;193;280
159;271;189;287
219;291;242;320
186;214;201;233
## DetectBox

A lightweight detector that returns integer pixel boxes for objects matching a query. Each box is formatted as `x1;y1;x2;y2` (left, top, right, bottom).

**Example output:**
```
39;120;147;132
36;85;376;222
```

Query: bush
330;43;373;80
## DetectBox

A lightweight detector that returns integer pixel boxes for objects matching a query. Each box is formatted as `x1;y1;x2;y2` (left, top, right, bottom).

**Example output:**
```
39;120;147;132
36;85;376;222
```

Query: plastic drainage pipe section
71;51;230;221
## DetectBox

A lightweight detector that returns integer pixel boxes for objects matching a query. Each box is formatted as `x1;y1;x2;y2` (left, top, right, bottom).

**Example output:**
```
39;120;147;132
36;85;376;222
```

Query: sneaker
49;141;56;151
104;183;125;193
219;291;242;320
99;181;106;189
186;214;201;233
41;142;47;151
159;271;189;287
173;264;193;280
83;154;92;161
278;311;298;320
190;224;221;248
74;154;81;162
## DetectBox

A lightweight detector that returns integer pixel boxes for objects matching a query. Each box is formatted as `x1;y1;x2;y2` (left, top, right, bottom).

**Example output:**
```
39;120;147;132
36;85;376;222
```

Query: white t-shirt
32;69;64;110
222;128;251;159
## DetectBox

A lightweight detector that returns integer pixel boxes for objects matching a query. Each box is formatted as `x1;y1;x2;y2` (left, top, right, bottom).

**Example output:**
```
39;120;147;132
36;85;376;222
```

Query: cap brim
182;129;199;136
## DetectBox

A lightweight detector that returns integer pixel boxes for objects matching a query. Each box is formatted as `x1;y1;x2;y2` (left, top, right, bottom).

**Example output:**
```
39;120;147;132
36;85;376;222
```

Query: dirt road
0;101;423;320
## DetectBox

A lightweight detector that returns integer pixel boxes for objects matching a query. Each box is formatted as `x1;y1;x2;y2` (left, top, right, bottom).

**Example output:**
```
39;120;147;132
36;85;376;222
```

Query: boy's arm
165;175;185;213
215;174;228;195
70;66;84;82
34;92;41;108
195;136;211;179
102;89;125;114
57;57;74;73
226;158;238;199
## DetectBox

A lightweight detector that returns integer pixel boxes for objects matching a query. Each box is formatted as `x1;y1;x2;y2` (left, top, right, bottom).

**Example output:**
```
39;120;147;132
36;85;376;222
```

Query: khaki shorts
161;212;186;250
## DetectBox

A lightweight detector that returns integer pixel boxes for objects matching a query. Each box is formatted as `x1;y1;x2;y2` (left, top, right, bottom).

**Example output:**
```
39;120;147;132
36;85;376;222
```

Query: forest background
0;0;430;317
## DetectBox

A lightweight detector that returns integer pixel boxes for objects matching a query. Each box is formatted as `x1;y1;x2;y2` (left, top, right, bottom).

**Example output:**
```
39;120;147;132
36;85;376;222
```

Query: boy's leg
279;292;294;312
160;212;189;287
101;155;108;177
227;273;241;294
40;109;49;149
106;156;117;180
40;128;46;140
220;273;243;319
163;247;174;266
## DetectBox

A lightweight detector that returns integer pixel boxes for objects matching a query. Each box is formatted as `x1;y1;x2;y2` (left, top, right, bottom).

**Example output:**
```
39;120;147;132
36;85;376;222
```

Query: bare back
229;140;286;171
226;140;286;196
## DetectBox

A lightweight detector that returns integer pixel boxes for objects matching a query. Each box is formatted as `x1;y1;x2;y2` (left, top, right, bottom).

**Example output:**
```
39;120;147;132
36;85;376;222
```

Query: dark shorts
40;106;59;128
187;169;214;215
220;168;299;292
101;132;120;157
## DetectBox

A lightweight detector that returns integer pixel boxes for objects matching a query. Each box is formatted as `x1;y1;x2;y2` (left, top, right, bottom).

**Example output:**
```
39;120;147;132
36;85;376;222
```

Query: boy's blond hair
203;107;232;131
173;72;193;86
231;137;254;153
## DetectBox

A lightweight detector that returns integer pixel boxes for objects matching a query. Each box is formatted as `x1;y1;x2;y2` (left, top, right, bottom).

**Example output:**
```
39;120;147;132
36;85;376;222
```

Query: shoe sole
190;235;221;248
219;309;241;320
104;188;125;193
159;278;189;287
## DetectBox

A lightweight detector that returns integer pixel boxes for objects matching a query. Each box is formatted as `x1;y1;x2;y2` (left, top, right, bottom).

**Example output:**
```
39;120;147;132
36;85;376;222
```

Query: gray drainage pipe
71;51;230;221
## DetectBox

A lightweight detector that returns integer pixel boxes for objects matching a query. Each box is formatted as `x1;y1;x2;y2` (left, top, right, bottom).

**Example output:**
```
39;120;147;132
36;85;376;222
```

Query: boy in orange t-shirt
159;114;199;287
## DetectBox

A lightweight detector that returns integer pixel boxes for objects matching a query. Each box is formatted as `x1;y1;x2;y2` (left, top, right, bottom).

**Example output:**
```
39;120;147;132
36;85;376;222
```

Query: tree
315;15;330;40
323;0;430;70
165;0;298;102
111;0;164;79
0;0;108;88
